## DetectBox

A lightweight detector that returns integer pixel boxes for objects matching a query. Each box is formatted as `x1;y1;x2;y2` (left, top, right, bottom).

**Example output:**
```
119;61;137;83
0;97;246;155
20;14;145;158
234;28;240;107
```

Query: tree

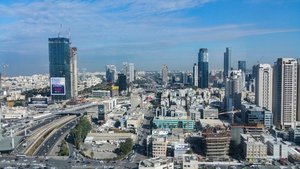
119;138;133;155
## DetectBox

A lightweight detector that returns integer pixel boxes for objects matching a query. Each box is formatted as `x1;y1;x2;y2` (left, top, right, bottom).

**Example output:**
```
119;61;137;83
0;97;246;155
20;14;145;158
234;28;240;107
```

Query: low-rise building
139;157;174;169
241;134;267;163
153;116;194;131
92;90;111;98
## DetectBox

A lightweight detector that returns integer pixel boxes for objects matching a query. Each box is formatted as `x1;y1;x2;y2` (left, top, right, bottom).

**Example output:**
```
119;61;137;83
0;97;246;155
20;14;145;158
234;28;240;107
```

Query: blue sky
0;0;300;75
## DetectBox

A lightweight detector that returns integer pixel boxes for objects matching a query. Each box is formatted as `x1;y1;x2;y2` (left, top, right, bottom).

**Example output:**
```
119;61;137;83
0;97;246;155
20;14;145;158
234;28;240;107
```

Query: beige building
241;134;267;163
152;137;168;158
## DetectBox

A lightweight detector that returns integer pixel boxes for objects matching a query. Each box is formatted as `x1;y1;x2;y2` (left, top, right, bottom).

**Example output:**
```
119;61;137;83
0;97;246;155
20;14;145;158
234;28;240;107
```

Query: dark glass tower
238;60;246;72
118;73;127;94
198;48;209;88
49;37;71;101
223;47;231;83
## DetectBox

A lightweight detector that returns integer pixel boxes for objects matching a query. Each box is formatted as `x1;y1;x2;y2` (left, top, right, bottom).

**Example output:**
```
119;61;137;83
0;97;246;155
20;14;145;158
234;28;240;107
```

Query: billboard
50;77;66;95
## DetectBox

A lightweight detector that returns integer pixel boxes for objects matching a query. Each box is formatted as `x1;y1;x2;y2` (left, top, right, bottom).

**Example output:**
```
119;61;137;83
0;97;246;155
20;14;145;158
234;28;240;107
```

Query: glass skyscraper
49;37;71;101
238;60;246;72
223;47;231;83
198;48;209;88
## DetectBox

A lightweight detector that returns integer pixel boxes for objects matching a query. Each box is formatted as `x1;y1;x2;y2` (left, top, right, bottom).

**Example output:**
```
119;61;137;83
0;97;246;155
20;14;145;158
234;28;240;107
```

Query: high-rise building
118;73;127;94
223;47;231;83
49;37;71;101
70;47;78;98
193;63;198;87
297;59;300;122
198;48;209;88
106;65;117;83
129;63;135;82
238;61;246;72
225;70;245;111
255;64;273;111
273;58;298;129
162;64;168;86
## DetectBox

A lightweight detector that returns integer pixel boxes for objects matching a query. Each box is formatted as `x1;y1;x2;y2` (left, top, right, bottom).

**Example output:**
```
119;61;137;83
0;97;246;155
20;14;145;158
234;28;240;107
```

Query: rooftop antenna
58;24;62;38
68;27;72;45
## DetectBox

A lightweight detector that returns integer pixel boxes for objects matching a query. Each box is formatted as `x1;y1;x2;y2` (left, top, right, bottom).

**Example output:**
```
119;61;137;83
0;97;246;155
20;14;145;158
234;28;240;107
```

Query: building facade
238;60;246;72
273;58;298;129
198;48;209;88
255;64;273;111
223;47;231;83
162;64;168;86
106;65;117;83
49;37;71;101
193;63;198;87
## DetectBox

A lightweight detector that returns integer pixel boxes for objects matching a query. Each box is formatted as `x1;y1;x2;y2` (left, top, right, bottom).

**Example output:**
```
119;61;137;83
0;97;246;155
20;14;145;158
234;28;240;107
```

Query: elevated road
34;119;78;156
23;115;76;156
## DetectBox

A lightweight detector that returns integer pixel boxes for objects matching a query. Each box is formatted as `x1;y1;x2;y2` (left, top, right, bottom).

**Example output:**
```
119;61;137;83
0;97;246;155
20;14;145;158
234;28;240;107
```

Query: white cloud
0;0;299;74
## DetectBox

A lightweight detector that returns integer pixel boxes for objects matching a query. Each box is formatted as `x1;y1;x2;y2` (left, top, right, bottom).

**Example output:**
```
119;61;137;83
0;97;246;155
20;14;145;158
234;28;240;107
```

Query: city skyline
0;0;300;75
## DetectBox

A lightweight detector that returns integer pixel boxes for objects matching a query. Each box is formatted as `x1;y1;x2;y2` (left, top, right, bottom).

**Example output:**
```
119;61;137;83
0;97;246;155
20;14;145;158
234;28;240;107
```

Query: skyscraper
162;64;168;86
106;65;117;83
223;47;231;83
273;58;298;129
118;73;127;94
255;64;273;111
193;63;198;87
49;37;71;101
129;63;135;83
198;48;209;88
225;70;245;111
238;60;246;72
70;47;78;98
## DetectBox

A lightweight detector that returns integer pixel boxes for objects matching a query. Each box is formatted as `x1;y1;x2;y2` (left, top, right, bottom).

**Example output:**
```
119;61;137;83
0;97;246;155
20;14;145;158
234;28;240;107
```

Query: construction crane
219;110;240;124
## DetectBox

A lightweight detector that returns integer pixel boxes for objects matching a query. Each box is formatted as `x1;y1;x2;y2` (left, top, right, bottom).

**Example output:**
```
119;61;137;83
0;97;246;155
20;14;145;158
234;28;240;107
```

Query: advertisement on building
50;77;65;95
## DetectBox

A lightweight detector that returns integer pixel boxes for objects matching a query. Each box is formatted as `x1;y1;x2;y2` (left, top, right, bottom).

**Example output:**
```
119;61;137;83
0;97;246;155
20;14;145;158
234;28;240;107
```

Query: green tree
119;138;133;155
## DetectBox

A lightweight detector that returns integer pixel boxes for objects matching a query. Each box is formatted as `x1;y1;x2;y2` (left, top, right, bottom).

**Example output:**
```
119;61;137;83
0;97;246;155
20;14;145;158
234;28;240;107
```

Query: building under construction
202;125;231;161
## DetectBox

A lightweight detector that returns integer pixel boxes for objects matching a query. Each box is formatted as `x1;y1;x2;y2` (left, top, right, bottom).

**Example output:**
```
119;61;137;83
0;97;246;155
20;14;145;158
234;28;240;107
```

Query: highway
35;119;78;156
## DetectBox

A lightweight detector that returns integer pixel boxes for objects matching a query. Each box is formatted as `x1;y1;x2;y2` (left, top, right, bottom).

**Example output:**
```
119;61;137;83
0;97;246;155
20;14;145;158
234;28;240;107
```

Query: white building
92;90;110;98
273;58;298;129
139;157;174;169
225;69;245;111
129;63;135;82
241;134;267;163
193;63;198;87
255;64;272;111
70;47;78;98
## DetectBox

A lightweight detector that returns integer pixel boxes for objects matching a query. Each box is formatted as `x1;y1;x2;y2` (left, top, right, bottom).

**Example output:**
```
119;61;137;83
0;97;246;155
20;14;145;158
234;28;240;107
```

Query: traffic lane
35;120;77;156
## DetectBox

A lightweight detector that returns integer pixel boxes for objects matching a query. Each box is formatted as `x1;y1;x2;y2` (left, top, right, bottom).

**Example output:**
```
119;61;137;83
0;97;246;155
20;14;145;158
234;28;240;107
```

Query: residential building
162;64;168;86
241;134;267;163
255;64;273;111
225;70;245;111
273;58;298;129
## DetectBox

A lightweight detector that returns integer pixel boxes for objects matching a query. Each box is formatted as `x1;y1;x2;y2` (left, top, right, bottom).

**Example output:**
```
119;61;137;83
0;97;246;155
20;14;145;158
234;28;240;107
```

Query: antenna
58;24;62;38
68;28;71;44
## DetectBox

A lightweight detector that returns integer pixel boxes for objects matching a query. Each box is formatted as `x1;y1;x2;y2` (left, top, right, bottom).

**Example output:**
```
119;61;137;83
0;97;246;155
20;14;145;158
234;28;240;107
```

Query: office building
153;116;194;131
225;70;245;111
223;47;231;83
198;48;209;88
106;65;117;83
192;63;198;87
70;47;78;98
273;58;298;129
49;37;71;101
255;64;273;111
162;64;168;86
238;60;246;72
241;103;273;128
118;73;127;94
98;104;105;121
129;63;135;82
